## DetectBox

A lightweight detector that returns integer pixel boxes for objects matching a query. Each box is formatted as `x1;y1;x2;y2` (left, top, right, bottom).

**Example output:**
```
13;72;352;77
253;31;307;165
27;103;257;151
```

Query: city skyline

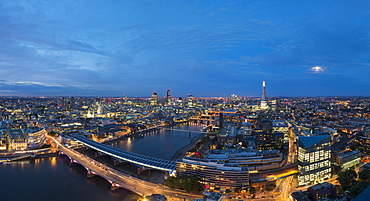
0;1;370;97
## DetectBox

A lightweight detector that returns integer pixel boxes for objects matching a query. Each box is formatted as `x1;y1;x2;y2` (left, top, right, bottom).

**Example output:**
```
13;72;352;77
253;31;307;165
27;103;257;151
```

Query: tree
164;176;176;188
181;176;203;192
350;141;361;151
234;187;242;193
359;169;370;181
348;181;370;197
247;187;256;195
164;175;203;192
337;169;357;191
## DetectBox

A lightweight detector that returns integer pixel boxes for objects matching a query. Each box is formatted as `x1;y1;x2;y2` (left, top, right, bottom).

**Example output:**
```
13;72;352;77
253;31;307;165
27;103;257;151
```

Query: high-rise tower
260;81;268;110
166;89;171;99
261;81;266;101
166;89;172;106
150;91;159;105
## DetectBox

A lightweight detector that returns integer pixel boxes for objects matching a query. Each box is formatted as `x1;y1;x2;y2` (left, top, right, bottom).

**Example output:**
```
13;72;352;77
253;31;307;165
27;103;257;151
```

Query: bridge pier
113;158;123;166
69;159;78;165
110;182;120;190
94;151;103;158
87;169;96;177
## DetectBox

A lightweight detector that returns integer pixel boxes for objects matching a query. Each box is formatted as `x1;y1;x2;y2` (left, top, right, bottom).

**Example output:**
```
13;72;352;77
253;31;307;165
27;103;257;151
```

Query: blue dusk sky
0;0;369;97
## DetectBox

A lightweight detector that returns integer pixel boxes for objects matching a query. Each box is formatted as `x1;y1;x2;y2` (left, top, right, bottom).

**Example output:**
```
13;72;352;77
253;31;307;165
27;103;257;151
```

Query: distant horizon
0;95;369;99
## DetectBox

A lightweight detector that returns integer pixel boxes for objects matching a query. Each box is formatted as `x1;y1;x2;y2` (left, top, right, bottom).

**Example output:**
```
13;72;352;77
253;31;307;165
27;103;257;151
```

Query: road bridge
72;134;176;172
157;127;208;133
48;136;201;200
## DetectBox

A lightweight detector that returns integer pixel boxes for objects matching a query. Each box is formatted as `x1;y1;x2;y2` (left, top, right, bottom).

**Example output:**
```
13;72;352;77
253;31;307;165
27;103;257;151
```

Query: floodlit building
297;135;331;186
26;127;47;149
7;129;28;150
335;150;361;170
150;92;159;106
205;149;284;171
272;120;289;142
260;81;268;110
0;130;7;150
176;157;249;190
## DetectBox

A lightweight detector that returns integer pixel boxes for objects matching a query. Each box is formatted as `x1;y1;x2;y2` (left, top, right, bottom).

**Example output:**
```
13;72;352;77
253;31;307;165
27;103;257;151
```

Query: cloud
0;1;369;97
311;66;324;73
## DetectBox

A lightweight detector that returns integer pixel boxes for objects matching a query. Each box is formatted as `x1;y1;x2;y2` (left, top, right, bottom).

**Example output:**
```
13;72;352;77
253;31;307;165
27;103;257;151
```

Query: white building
27;127;47;149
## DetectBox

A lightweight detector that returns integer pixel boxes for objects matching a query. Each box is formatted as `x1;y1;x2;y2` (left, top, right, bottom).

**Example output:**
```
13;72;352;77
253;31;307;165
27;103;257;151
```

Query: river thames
0;123;204;201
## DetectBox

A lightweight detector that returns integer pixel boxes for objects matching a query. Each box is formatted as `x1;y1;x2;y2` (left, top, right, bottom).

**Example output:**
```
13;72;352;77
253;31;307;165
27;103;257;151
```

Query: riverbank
171;133;206;161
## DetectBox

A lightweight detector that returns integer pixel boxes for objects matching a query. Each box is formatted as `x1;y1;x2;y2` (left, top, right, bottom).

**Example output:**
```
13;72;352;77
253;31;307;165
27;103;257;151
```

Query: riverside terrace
72;134;176;172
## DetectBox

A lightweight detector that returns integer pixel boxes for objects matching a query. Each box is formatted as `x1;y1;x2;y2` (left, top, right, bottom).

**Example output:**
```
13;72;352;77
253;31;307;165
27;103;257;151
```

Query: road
48;136;202;201
273;176;294;201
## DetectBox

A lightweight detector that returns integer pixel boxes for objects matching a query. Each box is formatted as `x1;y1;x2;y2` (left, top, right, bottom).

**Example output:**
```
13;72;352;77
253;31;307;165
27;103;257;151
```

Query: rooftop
298;135;330;148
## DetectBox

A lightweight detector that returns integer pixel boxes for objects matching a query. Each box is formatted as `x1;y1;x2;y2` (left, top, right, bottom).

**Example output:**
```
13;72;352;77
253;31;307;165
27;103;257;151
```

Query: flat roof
298;135;330;148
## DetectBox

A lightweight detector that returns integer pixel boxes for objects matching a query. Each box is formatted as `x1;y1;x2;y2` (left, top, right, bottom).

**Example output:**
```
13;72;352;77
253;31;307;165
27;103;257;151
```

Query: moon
311;66;324;72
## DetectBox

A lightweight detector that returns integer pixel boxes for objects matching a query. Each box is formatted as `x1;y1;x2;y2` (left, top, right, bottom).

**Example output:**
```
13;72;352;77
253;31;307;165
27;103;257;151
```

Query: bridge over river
72;134;176;172
48;136;201;200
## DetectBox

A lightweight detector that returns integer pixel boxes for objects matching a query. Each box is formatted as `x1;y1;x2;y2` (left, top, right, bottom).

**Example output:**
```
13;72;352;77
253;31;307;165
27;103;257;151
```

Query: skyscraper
260;81;268;110
166;89;171;99
166;89;172;105
261;81;266;101
150;92;159;105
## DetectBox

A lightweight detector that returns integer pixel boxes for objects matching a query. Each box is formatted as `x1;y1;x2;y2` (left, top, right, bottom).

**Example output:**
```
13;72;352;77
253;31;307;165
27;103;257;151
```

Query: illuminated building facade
6;129;28;150
260;81;268;110
205;149;284;171
166;89;172;105
0;130;7;150
297;135;331;186
187;94;195;107
27;127;47;149
150;92;159;105
358;130;370;153
176;157;249;190
335;150;361;170
272;120;289;142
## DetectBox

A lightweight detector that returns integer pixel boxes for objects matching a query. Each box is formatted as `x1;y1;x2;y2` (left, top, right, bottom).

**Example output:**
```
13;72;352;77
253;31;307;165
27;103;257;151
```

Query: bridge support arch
87;169;96;178
110;181;120;190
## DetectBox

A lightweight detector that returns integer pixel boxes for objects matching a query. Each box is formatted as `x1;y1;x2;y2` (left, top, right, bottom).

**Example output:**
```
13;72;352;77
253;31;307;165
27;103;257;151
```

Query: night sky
0;1;369;97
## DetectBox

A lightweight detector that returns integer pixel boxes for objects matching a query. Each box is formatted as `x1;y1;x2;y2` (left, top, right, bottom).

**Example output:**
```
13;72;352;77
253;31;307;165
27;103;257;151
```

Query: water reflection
0;156;140;201
111;123;204;160
50;157;57;168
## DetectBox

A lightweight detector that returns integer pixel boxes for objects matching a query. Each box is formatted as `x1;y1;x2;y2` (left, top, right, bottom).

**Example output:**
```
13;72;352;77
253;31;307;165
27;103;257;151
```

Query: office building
166;89;172;105
205;149;284;171
27;127;47;149
335;150;361;170
150;92;159;105
176;157;249;190
297;135;331;186
260;81;268;110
